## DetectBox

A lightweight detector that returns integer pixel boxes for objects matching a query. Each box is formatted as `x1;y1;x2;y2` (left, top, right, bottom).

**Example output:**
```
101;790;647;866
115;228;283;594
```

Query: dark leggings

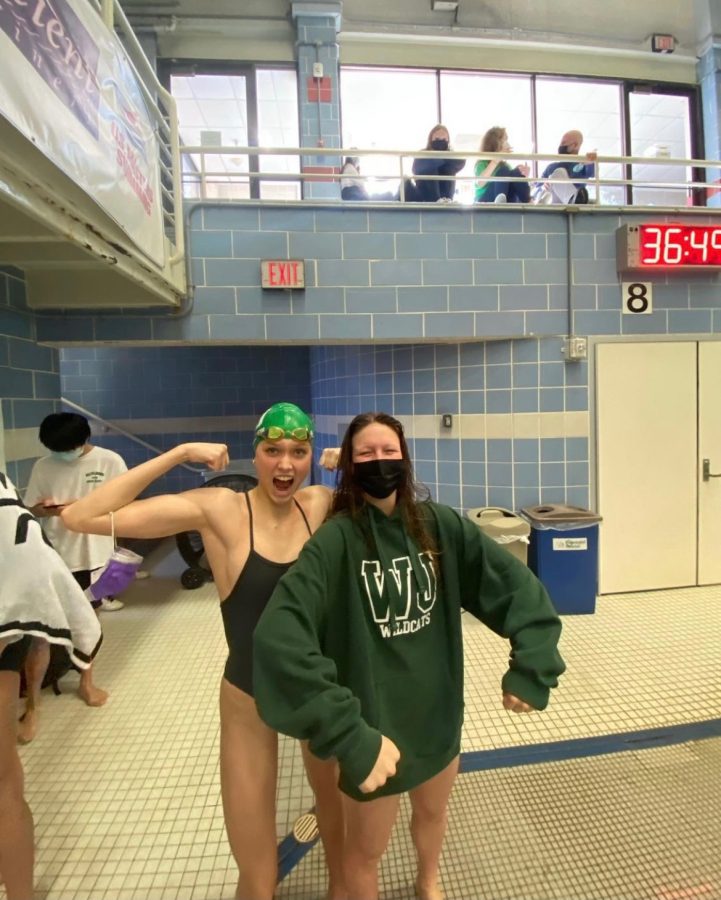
0;636;32;673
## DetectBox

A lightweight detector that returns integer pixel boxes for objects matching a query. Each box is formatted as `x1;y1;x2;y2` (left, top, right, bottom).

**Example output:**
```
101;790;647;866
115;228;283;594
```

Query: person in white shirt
20;413;125;740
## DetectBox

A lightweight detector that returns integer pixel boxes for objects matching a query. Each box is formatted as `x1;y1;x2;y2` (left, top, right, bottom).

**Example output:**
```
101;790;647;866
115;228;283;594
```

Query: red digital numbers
640;224;721;266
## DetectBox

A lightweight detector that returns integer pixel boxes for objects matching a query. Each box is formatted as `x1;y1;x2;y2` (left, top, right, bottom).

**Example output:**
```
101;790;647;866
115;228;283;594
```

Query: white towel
0;472;102;669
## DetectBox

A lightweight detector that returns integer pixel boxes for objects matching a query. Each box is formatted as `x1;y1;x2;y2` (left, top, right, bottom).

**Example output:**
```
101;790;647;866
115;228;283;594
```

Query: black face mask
431;138;449;151
558;144;570;154
353;459;405;499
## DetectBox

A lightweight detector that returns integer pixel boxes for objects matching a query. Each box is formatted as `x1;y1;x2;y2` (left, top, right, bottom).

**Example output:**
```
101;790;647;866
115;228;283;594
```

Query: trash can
522;504;602;614
467;507;531;565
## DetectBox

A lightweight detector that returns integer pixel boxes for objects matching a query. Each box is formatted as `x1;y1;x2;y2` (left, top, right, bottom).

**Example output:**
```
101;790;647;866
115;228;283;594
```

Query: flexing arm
61;442;229;539
451;511;565;710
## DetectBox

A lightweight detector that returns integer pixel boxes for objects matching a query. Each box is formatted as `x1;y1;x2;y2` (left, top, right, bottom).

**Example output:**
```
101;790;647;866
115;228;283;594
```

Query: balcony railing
95;0;184;258
179;145;719;210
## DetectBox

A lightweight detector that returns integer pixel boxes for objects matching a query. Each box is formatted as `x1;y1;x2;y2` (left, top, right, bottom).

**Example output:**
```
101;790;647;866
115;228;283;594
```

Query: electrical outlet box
441;414;453;428
562;336;587;361
312;62;324;78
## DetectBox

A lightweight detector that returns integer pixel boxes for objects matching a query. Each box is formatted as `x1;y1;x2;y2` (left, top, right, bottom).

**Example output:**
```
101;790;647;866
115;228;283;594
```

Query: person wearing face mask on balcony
538;129;597;203
254;411;566;900
404;124;465;203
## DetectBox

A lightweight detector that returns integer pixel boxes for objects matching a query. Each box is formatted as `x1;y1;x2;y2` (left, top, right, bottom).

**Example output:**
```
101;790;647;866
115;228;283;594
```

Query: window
536;78;624;205
441;72;533;203
341;67;437;195
628;91;693;207
171;67;299;200
256;69;301;201
172;73;250;200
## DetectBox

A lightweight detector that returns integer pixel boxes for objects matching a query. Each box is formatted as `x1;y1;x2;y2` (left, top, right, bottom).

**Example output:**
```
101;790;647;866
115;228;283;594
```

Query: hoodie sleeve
253;536;383;787
450;510;565;710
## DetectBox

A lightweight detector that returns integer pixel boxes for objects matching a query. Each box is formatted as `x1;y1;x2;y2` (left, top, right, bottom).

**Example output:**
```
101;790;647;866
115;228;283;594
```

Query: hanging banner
0;0;165;266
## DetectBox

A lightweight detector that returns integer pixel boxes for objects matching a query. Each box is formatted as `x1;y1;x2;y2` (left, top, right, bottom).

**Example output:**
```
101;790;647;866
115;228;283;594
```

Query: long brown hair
331;412;437;560
481;126;507;153
425;124;450;150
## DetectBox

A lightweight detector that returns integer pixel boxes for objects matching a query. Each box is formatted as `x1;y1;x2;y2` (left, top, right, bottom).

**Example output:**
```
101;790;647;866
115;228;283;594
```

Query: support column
696;0;721;205
291;1;342;200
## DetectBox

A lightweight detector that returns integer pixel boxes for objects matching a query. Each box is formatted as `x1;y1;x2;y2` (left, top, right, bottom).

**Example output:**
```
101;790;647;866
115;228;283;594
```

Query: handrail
61;398;205;475
88;0;184;268
179;144;715;207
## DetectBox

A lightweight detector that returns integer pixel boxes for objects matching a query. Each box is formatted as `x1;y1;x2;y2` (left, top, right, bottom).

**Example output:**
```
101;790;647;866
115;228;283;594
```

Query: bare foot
78;684;109;707
326;885;348;900
415;882;444;900
17;708;38;744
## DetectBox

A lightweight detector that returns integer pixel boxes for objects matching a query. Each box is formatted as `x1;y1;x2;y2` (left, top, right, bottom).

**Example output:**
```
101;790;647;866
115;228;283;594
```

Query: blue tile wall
309;339;592;513
58;346;311;496
10;205;721;513
0;268;60;491
33;207;721;348
296;15;341;200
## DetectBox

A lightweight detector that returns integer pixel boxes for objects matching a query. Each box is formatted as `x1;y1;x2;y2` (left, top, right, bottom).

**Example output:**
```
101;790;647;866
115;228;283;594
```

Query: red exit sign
261;259;305;290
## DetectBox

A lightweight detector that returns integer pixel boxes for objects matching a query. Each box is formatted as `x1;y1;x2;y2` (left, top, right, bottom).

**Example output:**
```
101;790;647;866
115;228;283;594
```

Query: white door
698;342;721;584
596;342;698;593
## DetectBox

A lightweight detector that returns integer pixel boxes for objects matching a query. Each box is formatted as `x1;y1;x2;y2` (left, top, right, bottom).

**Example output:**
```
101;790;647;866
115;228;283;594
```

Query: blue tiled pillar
0;267;60;489
698;40;721;207
291;1;342;201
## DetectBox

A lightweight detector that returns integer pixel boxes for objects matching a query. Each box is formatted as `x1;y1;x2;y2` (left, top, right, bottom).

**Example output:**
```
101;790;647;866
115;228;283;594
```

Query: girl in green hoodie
254;412;566;900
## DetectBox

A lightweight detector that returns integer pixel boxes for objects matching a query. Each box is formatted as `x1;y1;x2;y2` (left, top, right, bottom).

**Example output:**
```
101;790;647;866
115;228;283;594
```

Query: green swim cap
253;402;315;449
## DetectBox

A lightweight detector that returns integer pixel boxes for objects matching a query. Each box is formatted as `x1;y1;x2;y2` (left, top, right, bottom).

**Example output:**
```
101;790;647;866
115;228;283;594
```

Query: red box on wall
307;76;332;102
302;165;338;183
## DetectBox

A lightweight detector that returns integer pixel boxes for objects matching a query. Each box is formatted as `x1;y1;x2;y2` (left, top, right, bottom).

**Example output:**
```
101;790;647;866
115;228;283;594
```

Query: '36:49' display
616;223;721;271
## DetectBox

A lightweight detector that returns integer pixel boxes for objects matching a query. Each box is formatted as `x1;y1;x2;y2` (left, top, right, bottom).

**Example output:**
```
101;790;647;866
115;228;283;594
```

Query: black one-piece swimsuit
220;492;311;696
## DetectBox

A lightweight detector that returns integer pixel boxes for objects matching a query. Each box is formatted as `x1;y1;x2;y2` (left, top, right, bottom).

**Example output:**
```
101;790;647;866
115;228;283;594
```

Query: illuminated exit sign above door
260;259;305;290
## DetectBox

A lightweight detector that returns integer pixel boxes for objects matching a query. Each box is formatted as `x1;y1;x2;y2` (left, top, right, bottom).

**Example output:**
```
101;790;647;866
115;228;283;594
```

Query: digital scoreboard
616;223;721;271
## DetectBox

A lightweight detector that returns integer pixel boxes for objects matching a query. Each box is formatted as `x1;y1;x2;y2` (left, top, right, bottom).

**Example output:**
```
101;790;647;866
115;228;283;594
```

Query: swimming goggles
256;425;312;442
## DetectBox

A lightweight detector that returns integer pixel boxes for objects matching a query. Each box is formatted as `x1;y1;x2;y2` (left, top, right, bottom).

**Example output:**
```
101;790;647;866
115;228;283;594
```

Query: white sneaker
99;597;125;612
494;193;507;204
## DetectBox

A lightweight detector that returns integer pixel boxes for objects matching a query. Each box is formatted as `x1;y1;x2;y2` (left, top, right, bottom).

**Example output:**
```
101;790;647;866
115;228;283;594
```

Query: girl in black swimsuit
61;403;347;900
221;492;311;696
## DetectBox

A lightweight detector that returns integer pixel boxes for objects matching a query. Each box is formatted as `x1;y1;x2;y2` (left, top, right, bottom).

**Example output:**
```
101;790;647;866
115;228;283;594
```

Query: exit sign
261;259;305;290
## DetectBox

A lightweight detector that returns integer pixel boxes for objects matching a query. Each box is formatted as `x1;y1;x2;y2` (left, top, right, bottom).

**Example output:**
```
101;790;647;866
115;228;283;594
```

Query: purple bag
86;547;143;605
85;512;143;605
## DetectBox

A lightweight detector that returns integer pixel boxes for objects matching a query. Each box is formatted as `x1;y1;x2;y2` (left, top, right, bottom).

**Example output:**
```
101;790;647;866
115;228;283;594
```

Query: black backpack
19;643;74;697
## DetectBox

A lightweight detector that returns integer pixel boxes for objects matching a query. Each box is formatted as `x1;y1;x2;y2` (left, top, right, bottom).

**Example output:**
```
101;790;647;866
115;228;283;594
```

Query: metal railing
92;0;184;264
179;144;718;210
62;398;204;474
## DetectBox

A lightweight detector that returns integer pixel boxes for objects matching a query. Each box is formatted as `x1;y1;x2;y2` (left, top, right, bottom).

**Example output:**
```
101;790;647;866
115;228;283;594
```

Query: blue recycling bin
522;504;602;615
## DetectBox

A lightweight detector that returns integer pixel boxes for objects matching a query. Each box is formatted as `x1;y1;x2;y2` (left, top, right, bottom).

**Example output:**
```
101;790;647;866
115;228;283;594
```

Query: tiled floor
8;543;721;900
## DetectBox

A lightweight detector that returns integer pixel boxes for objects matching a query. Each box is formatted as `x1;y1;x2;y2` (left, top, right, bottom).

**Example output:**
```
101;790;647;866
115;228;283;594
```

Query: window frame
160;59;299;200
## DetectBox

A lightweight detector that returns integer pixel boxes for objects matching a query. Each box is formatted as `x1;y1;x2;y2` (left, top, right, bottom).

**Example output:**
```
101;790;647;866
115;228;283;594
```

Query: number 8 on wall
621;282;653;314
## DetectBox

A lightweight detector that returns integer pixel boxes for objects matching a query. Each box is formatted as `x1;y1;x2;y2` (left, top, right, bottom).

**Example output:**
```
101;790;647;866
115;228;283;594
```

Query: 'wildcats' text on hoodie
253;501;565;801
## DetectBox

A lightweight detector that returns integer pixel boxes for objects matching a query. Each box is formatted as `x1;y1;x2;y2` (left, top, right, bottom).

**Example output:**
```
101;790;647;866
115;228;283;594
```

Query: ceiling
117;0;714;57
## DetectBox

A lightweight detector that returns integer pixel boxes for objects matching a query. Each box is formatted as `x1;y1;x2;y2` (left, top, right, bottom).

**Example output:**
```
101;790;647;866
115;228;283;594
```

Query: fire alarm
651;33;675;53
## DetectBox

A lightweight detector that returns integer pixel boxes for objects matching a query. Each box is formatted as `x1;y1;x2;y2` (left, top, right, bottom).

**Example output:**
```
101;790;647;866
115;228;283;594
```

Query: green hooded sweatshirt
253;501;565;801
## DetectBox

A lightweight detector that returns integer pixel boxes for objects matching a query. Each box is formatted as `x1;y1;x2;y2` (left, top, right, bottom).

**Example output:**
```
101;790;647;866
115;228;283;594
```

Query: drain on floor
292;811;319;843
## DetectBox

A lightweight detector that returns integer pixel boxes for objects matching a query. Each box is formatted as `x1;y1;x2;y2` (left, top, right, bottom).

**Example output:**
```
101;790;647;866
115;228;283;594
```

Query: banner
0;0;165;266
